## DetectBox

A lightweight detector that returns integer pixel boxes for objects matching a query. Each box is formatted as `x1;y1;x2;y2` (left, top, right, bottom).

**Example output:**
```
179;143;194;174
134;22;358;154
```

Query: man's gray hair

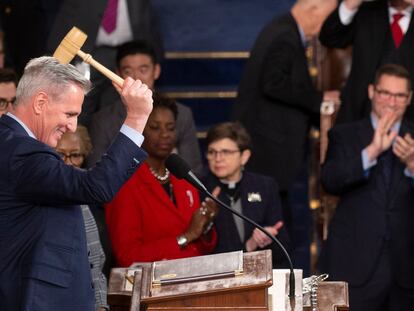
15;56;91;105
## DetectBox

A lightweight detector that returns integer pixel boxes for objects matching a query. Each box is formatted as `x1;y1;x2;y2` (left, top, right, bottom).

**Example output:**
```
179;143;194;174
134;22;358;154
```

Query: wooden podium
108;250;275;311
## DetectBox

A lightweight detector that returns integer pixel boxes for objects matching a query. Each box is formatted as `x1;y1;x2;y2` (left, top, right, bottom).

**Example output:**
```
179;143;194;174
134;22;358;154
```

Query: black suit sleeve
319;4;357;49
261;35;322;116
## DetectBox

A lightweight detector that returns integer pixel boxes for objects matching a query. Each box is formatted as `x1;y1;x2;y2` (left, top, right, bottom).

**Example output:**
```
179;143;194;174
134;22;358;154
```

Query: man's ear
408;91;413;105
154;64;161;81
368;84;375;101
240;149;251;166
33;92;48;115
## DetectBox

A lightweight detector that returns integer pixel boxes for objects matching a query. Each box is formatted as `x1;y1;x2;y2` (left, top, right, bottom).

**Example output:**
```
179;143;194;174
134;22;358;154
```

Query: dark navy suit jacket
0;115;147;311
321;118;414;288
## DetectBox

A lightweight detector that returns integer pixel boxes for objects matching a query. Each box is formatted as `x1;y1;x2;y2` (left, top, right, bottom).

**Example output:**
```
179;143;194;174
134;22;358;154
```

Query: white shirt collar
6;112;37;139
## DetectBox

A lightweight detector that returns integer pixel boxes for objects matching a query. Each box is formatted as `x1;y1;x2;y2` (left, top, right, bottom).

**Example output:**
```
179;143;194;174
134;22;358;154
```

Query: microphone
165;154;296;299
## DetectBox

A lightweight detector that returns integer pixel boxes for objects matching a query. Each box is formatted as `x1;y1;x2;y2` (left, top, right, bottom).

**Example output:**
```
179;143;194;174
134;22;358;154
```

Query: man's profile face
0;82;16;116
117;53;160;89
37;84;84;148
368;74;412;121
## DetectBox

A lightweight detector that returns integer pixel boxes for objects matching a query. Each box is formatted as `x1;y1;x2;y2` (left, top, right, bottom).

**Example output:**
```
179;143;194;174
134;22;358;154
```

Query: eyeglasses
0;97;16;110
374;88;410;103
206;149;240;159
57;152;85;165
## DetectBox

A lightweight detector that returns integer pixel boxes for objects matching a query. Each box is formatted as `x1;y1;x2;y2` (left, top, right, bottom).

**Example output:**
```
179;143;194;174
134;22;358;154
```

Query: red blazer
106;163;217;266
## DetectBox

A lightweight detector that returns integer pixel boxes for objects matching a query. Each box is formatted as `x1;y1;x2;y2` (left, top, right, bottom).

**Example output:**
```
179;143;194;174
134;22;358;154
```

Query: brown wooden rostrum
108;250;273;311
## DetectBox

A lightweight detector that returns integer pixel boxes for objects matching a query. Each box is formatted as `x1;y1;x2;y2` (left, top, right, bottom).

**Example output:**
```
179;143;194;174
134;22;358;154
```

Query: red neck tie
391;13;404;48
101;0;119;34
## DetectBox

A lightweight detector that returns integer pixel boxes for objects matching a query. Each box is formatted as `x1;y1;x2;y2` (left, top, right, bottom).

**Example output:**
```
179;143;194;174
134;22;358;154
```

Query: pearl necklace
149;166;170;182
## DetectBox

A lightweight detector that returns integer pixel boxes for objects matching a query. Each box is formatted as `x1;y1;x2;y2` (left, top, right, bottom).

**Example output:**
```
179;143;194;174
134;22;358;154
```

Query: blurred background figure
320;0;414;124
105;96;218;266
320;64;414;311
233;0;338;275
55;125;108;311
0;68;17;116
46;0;164;126
233;0;338;231
202;122;290;268
87;40;202;175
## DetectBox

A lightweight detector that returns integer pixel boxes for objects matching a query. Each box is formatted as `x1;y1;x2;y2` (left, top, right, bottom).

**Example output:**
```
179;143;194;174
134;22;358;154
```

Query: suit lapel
357;118;374;150
389;120;414;198
399;13;414;72
126;0;139;37
239;176;262;238
287;14;310;82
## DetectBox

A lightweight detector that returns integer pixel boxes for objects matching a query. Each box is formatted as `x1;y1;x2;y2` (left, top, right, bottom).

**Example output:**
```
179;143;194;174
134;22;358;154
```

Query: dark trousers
349;244;414;311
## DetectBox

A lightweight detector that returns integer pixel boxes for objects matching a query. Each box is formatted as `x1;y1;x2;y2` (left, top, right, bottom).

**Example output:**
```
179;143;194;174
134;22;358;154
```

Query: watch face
177;235;188;247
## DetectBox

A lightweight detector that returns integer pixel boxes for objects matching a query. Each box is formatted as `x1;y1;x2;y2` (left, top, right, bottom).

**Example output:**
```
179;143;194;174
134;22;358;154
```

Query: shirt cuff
120;124;144;147
339;1;358;25
362;148;377;176
404;167;414;179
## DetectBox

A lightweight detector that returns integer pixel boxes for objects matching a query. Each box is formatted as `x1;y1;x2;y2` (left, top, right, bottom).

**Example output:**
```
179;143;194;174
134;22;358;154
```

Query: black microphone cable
166;153;296;299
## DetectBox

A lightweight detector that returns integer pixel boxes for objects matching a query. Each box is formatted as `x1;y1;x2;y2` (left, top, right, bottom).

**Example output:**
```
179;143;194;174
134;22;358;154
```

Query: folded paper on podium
108;250;274;310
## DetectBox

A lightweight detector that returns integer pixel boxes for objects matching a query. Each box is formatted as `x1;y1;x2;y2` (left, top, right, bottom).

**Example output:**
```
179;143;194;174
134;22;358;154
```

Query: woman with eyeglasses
0;68;18;116
55;125;109;311
202;122;290;268
105;96;218;266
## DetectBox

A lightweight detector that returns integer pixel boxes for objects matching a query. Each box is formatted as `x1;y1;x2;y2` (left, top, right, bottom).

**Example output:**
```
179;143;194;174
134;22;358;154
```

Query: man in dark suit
321;64;414;311
320;0;414;124
46;0;164;125
47;0;163;63
0;56;152;310
233;0;338;231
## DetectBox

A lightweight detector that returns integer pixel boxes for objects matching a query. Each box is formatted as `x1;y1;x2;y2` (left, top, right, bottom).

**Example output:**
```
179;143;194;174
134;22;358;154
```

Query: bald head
291;0;336;38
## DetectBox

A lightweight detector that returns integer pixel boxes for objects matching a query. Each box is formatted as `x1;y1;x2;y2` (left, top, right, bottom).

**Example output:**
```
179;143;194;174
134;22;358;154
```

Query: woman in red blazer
106;96;218;266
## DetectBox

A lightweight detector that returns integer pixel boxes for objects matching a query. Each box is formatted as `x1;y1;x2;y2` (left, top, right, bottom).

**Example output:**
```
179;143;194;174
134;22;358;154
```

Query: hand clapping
366;112;398;161
393;133;414;173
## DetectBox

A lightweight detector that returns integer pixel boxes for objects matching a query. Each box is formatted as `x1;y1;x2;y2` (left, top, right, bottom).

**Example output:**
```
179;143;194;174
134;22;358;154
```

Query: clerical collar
219;173;243;189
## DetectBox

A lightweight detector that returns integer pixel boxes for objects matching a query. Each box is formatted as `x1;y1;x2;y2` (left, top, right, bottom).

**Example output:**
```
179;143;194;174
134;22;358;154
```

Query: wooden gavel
53;27;124;86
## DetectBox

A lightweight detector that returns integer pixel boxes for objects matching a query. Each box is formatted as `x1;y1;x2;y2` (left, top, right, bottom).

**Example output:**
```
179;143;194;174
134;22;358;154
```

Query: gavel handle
77;50;124;86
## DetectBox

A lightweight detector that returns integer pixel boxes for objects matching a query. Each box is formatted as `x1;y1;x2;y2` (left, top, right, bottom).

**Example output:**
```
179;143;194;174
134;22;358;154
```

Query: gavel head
53;27;87;64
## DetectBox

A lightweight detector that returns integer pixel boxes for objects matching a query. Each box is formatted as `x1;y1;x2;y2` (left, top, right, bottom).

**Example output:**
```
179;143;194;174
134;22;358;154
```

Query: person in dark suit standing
46;0;164;125
320;0;414;124
0;56;152;311
202;122;290;268
233;0;338;232
321;64;414;311
46;0;163;63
